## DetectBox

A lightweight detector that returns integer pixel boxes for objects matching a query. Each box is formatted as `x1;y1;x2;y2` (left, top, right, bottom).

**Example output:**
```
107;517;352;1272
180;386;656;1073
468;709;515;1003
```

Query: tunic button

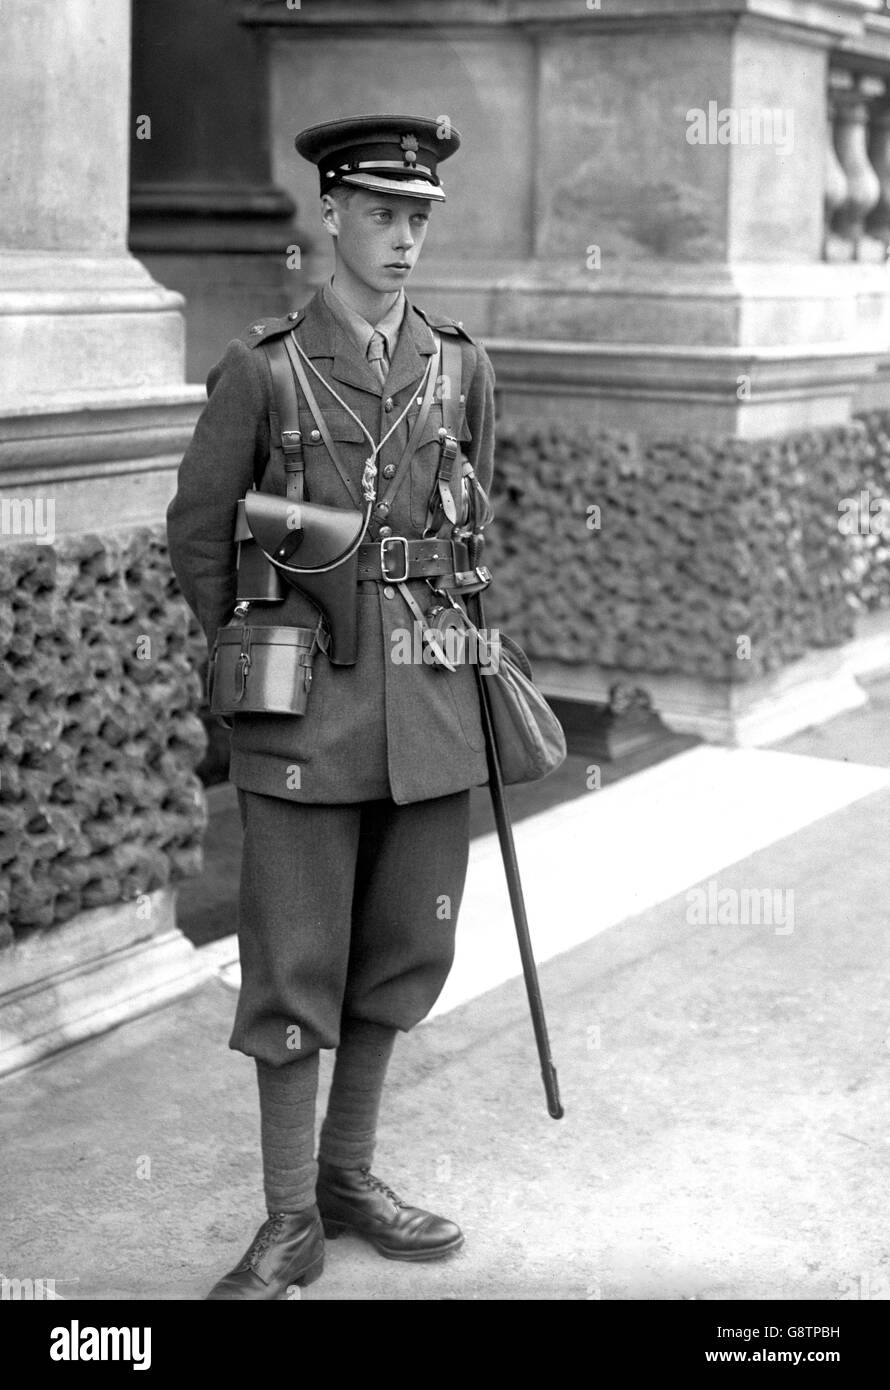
378;525;393;538
309;429;321;443
382;463;396;479
384;397;394;412
383;586;395;599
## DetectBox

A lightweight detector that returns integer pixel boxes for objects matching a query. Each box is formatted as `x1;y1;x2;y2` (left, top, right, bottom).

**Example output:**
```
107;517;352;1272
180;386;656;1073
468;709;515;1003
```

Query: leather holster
237;493;367;665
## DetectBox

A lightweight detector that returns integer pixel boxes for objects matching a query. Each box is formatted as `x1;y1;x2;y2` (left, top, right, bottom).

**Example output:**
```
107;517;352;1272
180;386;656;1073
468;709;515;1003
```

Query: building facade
3;0;890;1071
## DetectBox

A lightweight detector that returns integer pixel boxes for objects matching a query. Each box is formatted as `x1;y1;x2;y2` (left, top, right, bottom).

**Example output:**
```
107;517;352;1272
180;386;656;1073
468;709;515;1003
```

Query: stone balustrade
827;65;890;261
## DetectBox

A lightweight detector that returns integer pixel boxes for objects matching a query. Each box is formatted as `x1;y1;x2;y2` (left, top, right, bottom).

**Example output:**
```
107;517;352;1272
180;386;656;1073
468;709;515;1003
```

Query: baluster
866;92;890;254
831;69;882;259
825;79;850;261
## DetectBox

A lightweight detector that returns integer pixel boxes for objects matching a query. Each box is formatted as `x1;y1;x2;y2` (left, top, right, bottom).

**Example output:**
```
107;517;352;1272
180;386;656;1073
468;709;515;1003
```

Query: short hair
322;185;356;208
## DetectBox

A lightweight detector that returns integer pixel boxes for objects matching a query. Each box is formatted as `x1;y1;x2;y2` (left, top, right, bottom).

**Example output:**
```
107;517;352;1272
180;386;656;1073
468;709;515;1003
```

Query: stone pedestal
0;0;207;1074
0;892;213;1079
535;608;890;747
249;0;890;434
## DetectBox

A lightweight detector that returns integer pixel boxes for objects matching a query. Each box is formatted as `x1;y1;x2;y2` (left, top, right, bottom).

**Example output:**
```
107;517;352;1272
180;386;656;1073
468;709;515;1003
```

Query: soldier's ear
320;194;339;238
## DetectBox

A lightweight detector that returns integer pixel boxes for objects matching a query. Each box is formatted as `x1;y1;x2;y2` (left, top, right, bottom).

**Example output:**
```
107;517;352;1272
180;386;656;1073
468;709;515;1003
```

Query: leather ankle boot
205;1206;325;1300
316;1162;463;1261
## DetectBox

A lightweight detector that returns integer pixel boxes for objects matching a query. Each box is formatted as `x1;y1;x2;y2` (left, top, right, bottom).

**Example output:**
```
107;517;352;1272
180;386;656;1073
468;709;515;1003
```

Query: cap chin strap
339;159;435;177
336;173;445;201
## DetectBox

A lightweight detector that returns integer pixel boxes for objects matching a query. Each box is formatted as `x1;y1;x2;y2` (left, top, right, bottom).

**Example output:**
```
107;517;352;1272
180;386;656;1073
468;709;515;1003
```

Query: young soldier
166;115;496;1299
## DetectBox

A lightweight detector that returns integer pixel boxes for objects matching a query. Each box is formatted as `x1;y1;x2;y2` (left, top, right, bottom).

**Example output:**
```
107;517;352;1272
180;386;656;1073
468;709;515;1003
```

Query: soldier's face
323;189;432;293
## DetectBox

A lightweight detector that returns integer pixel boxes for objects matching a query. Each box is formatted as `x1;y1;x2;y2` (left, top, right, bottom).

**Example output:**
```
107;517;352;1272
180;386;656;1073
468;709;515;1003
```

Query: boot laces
359;1167;407;1208
243;1212;287;1268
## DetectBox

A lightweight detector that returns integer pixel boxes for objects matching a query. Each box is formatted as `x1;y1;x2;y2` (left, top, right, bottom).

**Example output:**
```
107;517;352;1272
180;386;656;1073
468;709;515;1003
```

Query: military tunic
166;286;497;807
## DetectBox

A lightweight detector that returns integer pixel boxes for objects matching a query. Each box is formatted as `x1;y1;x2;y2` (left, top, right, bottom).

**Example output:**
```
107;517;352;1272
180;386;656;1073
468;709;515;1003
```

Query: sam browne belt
357;536;490;590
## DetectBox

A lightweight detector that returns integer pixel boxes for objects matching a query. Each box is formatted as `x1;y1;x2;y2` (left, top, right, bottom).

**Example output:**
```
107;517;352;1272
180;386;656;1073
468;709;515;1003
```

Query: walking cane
467;589;564;1120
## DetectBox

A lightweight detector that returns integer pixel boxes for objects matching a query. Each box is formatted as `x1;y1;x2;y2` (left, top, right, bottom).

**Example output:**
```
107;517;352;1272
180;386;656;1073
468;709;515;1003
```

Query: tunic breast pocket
299;404;368;506
408;404;472;532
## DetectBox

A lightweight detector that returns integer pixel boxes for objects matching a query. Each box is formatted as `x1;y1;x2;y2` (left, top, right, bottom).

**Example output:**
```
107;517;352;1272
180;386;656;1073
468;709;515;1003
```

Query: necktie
367;330;388;386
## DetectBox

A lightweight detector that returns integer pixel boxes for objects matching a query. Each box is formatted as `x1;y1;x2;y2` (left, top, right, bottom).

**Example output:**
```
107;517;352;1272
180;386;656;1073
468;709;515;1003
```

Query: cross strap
424;333;464;534
424;333;494;550
261;326;445;522
440;335;463;439
282;333;360;506
262;339;306;502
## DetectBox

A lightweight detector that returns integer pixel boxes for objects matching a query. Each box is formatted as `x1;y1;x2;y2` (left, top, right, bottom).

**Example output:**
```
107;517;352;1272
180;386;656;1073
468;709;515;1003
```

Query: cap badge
400;133;419;166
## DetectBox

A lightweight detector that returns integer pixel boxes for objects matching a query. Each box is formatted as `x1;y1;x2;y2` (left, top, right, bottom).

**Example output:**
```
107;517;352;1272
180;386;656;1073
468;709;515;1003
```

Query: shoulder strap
282;334;361;507
261;330;447;520
261;339;305;503
426;333;494;548
423;334;465;534
440;335;464;440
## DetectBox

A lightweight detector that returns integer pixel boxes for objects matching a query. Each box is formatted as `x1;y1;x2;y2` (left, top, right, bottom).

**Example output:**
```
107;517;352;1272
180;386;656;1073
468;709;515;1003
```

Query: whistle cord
288;332;432;500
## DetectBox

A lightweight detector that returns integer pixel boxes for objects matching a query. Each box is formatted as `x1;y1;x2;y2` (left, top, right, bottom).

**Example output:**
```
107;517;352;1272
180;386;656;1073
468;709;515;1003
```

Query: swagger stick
468;589;564;1120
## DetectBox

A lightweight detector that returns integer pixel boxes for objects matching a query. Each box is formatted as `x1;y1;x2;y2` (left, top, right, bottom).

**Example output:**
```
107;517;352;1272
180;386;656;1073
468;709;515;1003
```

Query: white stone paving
429;745;890;1018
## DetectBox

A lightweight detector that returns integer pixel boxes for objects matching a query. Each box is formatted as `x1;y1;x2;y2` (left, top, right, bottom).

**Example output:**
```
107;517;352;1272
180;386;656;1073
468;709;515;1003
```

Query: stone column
0;0;210;1076
0;0;202;530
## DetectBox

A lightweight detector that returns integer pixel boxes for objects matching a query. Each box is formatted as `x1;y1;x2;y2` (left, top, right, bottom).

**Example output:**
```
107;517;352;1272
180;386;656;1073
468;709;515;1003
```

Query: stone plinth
0;0;207;1074
247;0;890;434
486;338;885;437
0;394;201;535
0;891;213;1078
535;609;890;747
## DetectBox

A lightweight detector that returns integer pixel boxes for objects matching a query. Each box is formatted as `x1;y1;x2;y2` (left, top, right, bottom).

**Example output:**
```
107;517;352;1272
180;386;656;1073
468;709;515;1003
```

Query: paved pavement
3;676;890;1301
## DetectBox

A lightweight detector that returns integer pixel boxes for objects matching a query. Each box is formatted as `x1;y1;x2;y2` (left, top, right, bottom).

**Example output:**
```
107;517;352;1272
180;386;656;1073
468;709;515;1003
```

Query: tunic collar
295;284;436;398
322;277;406;363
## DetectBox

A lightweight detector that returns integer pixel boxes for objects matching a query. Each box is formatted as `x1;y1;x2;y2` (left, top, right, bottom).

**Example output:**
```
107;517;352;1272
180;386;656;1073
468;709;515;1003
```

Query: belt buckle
380;535;410;583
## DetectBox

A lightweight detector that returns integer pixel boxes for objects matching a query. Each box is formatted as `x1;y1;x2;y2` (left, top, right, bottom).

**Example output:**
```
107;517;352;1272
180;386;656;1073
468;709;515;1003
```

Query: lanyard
288;332;433;504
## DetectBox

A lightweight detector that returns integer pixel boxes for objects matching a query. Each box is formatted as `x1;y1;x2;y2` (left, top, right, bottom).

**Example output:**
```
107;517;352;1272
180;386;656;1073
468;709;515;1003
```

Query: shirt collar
323;277;405;360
